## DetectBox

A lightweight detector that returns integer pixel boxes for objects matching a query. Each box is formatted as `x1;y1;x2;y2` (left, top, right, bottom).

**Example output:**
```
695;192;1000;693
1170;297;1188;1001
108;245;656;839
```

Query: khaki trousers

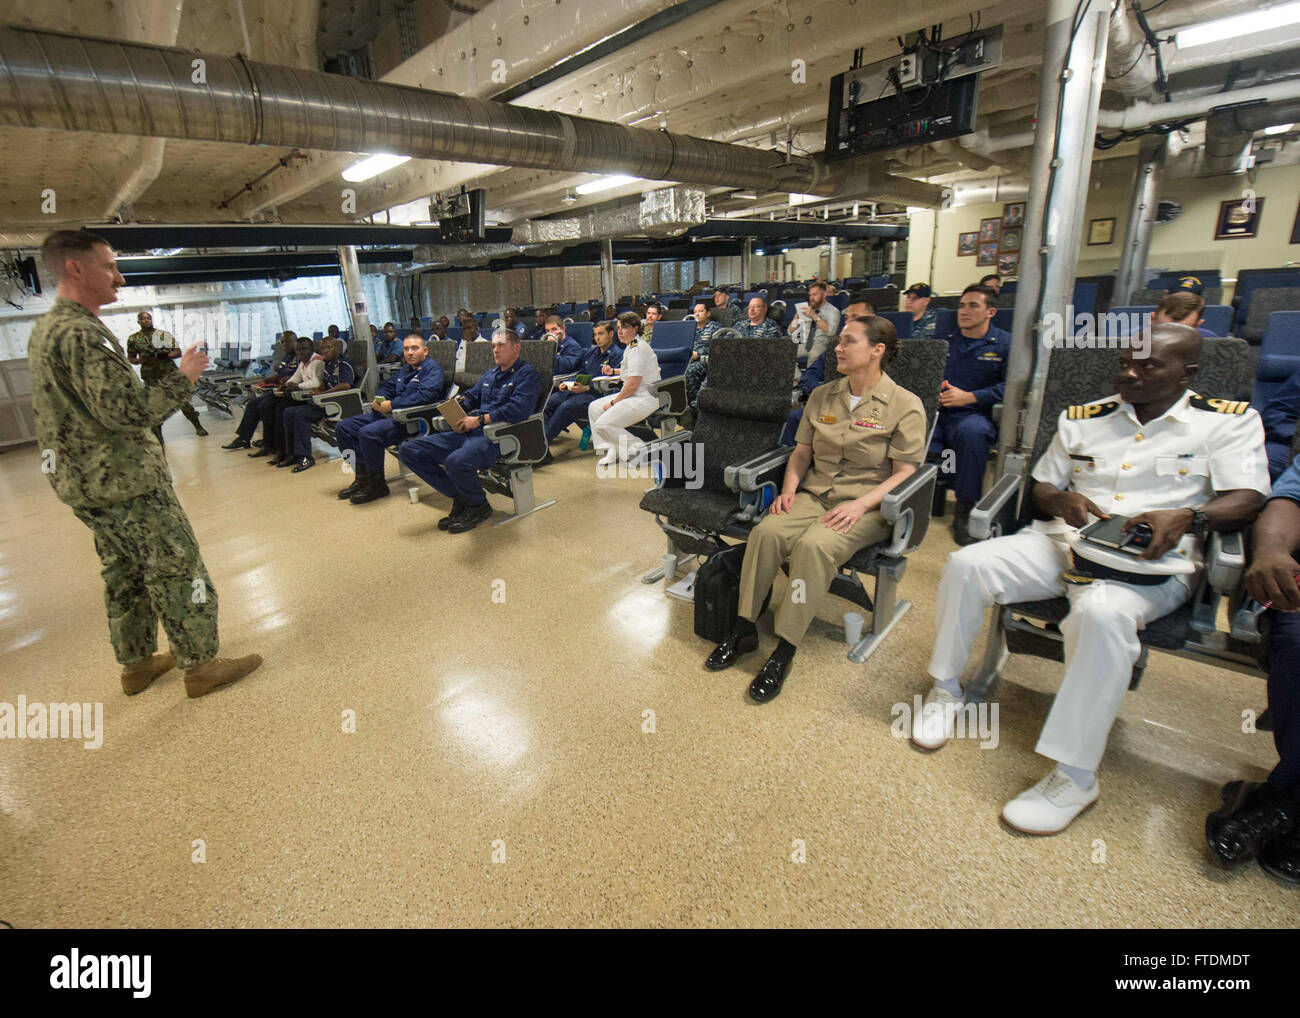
737;491;890;646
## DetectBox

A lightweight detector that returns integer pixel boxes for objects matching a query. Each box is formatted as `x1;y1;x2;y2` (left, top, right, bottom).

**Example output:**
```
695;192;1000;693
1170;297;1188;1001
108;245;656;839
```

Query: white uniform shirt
284;354;325;389
620;338;661;388
1029;391;1269;575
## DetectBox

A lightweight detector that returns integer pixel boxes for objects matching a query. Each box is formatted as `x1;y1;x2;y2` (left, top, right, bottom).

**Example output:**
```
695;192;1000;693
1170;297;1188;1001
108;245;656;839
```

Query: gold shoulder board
1189;395;1248;414
1066;401;1119;421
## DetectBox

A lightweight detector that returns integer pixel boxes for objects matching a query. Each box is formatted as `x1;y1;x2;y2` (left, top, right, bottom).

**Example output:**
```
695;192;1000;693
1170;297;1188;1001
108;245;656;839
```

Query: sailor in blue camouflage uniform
337;333;446;504
400;329;541;533
904;282;938;339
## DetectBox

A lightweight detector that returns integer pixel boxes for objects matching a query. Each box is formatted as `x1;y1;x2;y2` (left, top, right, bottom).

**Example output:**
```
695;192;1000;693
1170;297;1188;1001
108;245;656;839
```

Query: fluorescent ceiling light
575;174;641;195
342;153;412;182
1174;2;1300;49
1264;122;1295;135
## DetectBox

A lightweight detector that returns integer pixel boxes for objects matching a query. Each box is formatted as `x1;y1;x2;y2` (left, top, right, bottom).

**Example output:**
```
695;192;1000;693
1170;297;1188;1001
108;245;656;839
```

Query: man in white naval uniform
911;324;1269;834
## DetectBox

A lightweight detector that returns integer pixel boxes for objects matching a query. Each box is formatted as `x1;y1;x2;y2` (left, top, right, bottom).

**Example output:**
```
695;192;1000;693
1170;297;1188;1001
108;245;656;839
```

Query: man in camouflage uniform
127;310;208;442
28;230;262;699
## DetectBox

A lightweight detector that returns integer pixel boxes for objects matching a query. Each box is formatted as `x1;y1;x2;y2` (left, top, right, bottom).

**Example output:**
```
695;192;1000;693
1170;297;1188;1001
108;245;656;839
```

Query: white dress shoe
1002;767;1100;835
596;450;617;468
911;685;964;750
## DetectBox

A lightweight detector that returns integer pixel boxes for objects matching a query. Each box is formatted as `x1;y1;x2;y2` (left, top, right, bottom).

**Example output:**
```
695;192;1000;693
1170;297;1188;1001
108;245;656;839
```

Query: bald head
1149;322;1202;366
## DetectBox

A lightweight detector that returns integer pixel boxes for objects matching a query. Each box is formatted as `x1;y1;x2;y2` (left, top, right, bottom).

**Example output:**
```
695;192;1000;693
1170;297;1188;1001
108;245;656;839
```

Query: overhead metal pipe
0;24;888;200
1114;134;1166;305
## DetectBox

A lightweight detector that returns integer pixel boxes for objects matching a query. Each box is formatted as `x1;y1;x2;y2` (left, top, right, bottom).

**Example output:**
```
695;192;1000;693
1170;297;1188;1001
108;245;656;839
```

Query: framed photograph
976;242;998;267
1002;202;1025;228
979;217;1002;243
1215;197;1264;240
999;227;1022;253
957;231;979;257
1087;217;1116;245
997;251;1020;277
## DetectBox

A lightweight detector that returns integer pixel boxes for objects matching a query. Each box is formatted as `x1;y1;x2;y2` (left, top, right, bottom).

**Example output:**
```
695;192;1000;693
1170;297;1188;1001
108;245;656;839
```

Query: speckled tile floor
0;407;1292;927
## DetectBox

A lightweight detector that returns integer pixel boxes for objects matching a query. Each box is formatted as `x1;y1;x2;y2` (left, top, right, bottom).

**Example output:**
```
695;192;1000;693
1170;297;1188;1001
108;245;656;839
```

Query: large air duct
1201;98;1300;175
0;24;916;203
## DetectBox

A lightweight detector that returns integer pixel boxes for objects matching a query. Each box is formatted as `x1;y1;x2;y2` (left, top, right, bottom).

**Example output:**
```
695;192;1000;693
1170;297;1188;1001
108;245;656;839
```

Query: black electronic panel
825;74;979;162
437;188;487;243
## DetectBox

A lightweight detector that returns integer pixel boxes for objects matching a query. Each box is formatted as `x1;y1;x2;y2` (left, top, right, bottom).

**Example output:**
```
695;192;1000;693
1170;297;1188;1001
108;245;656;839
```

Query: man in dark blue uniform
337;333;446;504
1263;369;1300;481
400;329;541;533
524;307;550;342
278;336;356;473
503;307;528;337
544;315;585;374
222;332;301;450
931;283;1010;544
540;319;623;460
1207;454;1300;885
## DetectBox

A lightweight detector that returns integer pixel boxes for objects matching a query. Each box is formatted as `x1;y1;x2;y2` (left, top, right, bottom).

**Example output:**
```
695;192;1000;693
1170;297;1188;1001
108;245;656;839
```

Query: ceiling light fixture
575;174;641;195
342;153;412;182
1173;2;1300;49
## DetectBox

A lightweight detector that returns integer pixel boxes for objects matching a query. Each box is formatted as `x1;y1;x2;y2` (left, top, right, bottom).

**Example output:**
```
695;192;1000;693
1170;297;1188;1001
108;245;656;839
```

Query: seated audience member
544;316;584;374
525;307;550;342
1153;291;1216;337
454;316;486;372
1206;453;1300;885
684;302;720;407
780;297;874;445
588;312;661;467
408;317;421;333
933;283;1012;545
905;282;938;339
705;317;925;703
1262;368;1300;481
223;332;301;450
910;324;1268;835
327;324;342;340
277;336;356;473
604;303;619;323
438;315;451;332
641;303;663;342
734;297;783;340
541;319;624;460
712;287;741;328
431;319;448;340
336;334;447;505
375;321;401;364
787;281;841;366
399;330;541;533
503;307;528;337
979;274;1002;296
248;335;323;462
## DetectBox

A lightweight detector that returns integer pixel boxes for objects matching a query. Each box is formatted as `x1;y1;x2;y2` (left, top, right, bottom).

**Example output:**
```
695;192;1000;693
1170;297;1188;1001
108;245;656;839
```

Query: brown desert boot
120;652;176;695
184;654;263;698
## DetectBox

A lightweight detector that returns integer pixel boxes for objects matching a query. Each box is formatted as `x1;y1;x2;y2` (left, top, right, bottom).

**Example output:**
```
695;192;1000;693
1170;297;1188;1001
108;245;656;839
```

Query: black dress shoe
437;499;468;530
1258;826;1300;886
447;500;493;532
1205;781;1298;868
748;651;793;703
705;632;758;671
248;446;271;458
273;454;294;467
251;439;265;448
291;456;315;473
195;426;209;436
349;476;390;504
221;437;250;450
338;471;366;500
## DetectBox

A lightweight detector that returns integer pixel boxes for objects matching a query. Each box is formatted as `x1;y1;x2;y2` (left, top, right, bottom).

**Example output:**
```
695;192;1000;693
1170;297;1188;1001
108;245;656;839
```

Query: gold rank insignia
1066;400;1119;420
628;339;638;346
1189;395;1249;414
817;413;837;424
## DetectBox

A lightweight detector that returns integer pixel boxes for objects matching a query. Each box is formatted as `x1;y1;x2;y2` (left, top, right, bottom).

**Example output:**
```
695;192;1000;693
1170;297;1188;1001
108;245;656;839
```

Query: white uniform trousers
588;391;659;457
927;529;1192;771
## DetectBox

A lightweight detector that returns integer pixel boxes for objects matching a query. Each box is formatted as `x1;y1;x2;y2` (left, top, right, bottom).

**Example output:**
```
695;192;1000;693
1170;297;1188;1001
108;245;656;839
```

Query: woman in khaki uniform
705;316;927;702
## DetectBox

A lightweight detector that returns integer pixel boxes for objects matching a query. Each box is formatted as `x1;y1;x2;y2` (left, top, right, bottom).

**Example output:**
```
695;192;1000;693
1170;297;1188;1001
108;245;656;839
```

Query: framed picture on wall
979;217;1002;243
1087;217;1116;245
976;242;998;267
997;251;1020;277
1002;202;1025;228
999;228;1022;252
1215;197;1264;239
957;231;979;256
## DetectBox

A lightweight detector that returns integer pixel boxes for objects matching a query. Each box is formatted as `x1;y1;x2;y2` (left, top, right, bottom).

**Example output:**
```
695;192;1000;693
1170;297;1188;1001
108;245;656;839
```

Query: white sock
934;677;963;698
1057;762;1095;790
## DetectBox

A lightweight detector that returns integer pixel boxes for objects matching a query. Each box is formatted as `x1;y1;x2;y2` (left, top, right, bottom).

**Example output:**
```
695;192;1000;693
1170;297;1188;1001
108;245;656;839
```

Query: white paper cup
662;553;677;587
408;487;419;504
844;612;865;646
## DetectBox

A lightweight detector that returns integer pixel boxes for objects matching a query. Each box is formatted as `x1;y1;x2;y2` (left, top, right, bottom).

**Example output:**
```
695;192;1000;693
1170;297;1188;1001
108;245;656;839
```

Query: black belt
1062;551;1171;587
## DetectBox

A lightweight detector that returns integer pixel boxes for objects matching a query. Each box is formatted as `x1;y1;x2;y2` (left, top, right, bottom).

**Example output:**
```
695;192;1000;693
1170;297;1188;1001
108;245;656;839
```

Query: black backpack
693;544;771;643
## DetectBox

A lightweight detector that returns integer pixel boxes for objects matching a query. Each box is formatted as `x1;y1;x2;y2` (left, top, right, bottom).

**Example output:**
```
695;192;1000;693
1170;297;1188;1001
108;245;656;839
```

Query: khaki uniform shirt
29;298;193;509
795;372;927;503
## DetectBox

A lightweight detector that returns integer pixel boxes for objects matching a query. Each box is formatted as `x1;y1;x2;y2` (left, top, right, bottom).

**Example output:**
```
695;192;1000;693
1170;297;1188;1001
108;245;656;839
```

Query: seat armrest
590;375;622;394
726;446;793;492
552;372;578;392
880;463;938;556
291;389;319;401
968;473;1023;540
992;402;1003;426
636;430;695;488
483;413;547;462
313;388;367;419
1206;530;1246;595
390;401;441;422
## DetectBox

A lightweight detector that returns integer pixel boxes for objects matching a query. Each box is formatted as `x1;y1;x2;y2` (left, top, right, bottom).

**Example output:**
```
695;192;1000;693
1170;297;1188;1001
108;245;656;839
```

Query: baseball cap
1175;275;1204;295
904;283;932;298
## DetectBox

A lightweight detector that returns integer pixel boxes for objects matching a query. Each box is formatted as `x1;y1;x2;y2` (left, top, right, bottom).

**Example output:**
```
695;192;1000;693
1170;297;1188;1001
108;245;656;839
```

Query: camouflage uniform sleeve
61;323;194;431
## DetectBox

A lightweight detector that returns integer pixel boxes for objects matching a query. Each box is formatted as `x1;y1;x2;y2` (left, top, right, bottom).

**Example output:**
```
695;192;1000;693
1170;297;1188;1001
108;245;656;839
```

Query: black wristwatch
1189;508;1210;540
